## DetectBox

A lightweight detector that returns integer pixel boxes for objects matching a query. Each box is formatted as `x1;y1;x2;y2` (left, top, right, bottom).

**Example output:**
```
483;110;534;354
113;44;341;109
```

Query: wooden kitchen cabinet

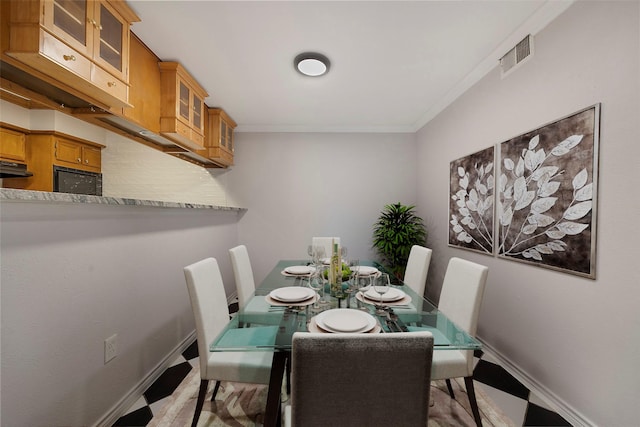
205;108;236;166
119;33;161;132
0;125;28;163
159;62;208;151
53;137;102;171
4;131;105;192
5;0;139;108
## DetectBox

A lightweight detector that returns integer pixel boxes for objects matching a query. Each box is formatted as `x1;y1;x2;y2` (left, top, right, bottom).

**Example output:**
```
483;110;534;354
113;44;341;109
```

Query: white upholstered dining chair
431;257;489;427
311;236;340;259
229;244;255;307
284;331;434;427
229;244;273;325
391;245;432;323
403;244;433;297
184;257;273;427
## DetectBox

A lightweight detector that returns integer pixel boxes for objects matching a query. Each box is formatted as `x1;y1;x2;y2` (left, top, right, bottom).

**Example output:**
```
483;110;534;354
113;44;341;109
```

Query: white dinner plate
269;287;315;302
315;309;376;333
284;265;315;275
364;287;405;302
265;293;318;307
356;292;412;307
351;266;379;276
309;317;382;334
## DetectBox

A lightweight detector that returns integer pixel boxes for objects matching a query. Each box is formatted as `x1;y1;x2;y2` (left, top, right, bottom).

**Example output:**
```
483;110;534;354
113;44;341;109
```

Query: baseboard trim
93;331;196;427
477;338;596;427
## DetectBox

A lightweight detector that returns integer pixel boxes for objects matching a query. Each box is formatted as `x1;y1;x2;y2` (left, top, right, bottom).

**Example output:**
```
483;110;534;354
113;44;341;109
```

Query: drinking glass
373;273;390;314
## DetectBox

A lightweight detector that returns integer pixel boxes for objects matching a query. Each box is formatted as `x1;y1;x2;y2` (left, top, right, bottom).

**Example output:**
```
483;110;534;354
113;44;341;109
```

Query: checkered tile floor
113;302;572;426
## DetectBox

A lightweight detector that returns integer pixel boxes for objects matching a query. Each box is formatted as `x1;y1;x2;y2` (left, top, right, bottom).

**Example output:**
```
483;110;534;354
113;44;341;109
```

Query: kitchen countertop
0;188;246;211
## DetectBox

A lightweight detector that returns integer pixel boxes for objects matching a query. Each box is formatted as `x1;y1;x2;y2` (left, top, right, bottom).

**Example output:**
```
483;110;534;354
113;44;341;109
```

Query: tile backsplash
102;131;230;206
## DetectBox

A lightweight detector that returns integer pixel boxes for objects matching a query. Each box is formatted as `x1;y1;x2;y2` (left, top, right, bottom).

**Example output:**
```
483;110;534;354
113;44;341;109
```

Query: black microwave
53;166;103;196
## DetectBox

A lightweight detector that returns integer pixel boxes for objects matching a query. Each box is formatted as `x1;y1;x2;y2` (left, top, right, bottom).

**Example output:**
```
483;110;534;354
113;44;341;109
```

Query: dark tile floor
113;302;572;426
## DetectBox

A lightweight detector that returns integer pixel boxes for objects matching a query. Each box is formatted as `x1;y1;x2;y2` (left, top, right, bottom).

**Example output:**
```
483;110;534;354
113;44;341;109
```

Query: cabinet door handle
77;158;81;163
107;81;117;87
88;19;99;29
85;159;89;164
63;54;76;61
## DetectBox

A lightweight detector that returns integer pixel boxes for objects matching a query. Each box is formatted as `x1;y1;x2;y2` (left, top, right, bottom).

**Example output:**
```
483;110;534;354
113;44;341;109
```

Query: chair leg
192;379;209;427
464;376;483;427
445;378;455;398
210;380;221;402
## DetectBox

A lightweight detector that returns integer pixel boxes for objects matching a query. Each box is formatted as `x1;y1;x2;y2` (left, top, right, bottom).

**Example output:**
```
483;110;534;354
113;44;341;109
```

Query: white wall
0;201;240;426
227;132;418;283
1;101;243;425
415;2;639;425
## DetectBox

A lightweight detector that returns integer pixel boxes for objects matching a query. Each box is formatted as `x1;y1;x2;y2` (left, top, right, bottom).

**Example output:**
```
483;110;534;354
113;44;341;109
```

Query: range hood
0;160;33;178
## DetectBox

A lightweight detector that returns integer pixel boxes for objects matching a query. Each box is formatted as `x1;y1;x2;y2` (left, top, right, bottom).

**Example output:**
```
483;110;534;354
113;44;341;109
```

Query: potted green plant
372;203;427;281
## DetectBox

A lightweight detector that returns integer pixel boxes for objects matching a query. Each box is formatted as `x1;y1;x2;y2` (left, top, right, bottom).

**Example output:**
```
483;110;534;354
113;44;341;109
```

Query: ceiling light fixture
294;52;330;77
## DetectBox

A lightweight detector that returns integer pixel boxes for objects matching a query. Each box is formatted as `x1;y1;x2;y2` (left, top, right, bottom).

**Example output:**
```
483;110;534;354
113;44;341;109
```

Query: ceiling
128;1;572;133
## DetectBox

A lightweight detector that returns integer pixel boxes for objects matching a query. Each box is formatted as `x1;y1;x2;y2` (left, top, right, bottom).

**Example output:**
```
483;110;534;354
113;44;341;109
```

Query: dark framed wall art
448;145;495;255
496;104;600;278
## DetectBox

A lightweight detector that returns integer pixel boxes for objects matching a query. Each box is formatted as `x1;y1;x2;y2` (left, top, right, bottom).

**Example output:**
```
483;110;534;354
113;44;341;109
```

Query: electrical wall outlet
104;334;118;364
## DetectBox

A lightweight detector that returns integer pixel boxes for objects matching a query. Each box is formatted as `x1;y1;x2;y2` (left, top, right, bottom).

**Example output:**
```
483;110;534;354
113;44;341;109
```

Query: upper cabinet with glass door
5;0;139;108
205;108;236;167
159;62;208;151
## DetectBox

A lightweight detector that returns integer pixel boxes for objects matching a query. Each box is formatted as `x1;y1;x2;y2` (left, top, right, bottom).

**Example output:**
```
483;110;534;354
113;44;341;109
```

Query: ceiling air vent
500;35;533;78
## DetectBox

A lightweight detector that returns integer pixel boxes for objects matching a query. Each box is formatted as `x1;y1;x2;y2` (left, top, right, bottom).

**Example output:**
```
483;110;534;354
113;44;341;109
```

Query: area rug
149;365;516;427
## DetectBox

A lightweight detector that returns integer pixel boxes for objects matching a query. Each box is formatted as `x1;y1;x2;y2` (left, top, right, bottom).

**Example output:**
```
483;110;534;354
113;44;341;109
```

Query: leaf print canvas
448;146;495;254
497;104;600;278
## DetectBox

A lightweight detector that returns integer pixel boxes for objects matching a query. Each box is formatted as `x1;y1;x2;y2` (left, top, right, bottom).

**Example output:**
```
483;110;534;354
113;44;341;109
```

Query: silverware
388;309;409;332
385;319;400;332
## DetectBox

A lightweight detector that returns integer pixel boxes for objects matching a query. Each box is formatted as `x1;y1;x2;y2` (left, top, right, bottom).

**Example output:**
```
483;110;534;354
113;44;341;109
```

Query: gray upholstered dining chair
284;331;434;427
184;257;273;427
431;257;489;427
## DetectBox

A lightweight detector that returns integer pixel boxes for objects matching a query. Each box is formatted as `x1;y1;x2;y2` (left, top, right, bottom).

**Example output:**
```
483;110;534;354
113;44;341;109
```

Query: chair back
184;258;231;376
290;331;433;427
311;236;340;258
438;257;489;337
229;245;256;307
403;245;432;297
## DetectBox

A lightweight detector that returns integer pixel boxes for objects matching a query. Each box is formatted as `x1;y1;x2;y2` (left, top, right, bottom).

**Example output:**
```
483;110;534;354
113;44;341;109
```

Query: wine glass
308;272;323;309
307;245;314;265
344;258;359;308
316;265;330;306
356;273;372;311
313;246;326;266
373;273;390;315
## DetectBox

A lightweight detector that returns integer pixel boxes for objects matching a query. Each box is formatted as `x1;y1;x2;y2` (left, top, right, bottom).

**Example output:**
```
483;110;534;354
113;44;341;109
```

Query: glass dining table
210;260;482;427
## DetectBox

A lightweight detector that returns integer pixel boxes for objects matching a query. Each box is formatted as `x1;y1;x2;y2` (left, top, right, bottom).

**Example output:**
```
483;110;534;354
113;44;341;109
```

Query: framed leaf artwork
496;104;600;278
448;146;495;255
